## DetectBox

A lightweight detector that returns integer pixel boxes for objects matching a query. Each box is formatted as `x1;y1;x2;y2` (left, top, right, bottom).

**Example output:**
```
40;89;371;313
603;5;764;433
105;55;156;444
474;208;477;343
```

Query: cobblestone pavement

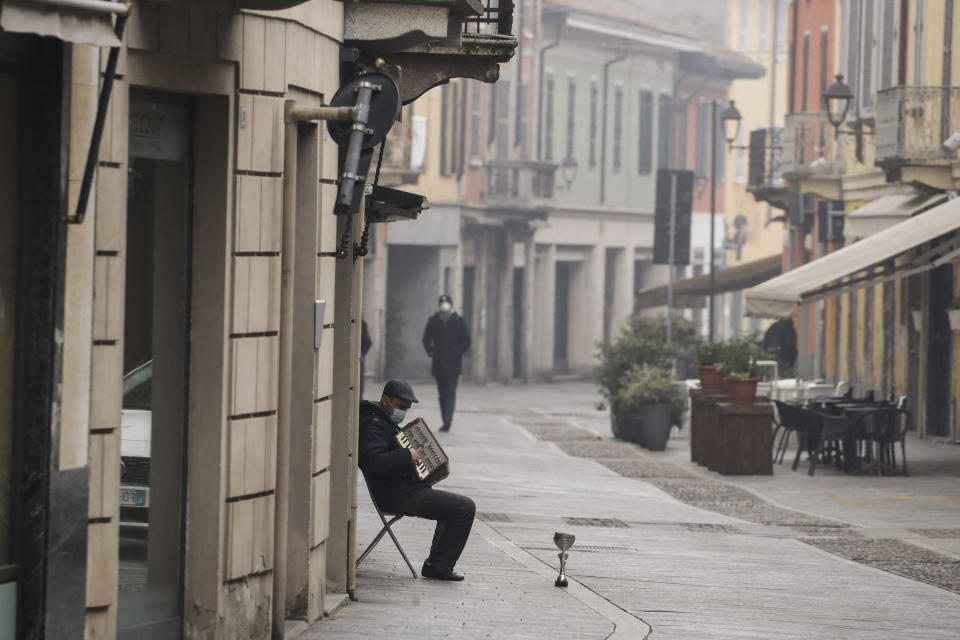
294;381;960;639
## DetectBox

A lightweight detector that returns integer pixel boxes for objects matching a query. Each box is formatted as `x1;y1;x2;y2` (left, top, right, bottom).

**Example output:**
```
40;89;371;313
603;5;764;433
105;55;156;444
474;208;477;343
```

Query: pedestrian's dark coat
422;312;471;377
357;400;423;508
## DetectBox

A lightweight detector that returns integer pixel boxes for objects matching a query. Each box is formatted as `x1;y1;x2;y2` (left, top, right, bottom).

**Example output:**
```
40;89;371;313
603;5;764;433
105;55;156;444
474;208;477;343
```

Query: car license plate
120;486;149;507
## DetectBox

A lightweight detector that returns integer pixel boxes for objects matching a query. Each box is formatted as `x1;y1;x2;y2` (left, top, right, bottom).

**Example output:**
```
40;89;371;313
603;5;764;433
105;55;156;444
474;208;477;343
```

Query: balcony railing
781;111;840;179
463;0;514;35
485;159;557;209
747;127;784;192
876;86;960;164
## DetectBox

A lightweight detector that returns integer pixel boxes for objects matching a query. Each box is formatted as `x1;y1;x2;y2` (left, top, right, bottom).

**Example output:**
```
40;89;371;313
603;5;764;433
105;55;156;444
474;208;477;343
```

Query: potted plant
717;337;760;405
595;315;692;435
612;365;687;450
948;298;960;331
693;341;726;393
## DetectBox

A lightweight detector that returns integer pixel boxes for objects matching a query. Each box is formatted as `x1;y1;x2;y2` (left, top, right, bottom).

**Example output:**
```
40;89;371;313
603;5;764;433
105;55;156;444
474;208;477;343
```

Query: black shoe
421;563;464;581
439;423;451;432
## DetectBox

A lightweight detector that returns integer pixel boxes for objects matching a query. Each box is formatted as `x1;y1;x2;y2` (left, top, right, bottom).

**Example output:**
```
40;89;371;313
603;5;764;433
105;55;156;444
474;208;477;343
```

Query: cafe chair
855;407;910;476
356;483;418;578
772;400;800;464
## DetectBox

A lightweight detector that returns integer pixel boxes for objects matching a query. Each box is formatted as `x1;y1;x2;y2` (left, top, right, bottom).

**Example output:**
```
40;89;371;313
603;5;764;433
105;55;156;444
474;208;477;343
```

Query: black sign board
817;200;845;243
653;169;694;265
788;192;816;227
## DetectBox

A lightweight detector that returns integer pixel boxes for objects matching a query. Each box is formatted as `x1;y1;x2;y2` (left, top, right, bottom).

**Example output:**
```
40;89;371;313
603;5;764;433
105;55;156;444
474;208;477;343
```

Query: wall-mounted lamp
941;132;960;155
823;74;871;163
720;100;743;148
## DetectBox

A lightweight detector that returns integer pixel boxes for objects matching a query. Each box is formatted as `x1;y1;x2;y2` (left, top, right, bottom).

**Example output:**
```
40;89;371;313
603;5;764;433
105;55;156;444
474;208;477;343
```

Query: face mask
390;408;406;424
439;302;452;313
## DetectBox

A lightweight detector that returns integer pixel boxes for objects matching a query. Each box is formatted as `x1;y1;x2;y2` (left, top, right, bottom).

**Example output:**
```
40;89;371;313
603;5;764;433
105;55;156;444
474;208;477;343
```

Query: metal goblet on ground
553;532;575;587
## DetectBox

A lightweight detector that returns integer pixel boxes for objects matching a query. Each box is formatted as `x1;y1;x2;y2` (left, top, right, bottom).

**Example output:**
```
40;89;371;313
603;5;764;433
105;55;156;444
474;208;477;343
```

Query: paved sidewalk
292;381;960;639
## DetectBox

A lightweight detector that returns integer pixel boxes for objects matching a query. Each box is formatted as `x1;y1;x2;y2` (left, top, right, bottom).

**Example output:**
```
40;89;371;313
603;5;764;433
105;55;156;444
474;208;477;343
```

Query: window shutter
820;27;829;102
695;102;709;180
544;73;554;160
880;0;897;90
802;31;810;111
860;0;876;116
613;85;623;173
638;90;653;175
913;0;924;86
566;75;576;158
844;0;861;119
496;80;510;160
657;94;674;170
589;80;598;170
739;0;748;52
441;84;449;175
758;0;768;58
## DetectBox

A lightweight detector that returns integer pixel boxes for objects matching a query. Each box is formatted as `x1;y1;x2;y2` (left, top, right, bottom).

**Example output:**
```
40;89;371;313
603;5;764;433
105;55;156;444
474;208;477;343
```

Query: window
677;103;688;169
451;82;461;175
776;0;787;61
657;94;674;170
758;0;768;58
613;85;623;173
842;0;886;118
735;126;745;185
544;71;555;160
487;83;497;147
470;81;481;158
637;90;653;174
879;0;898;90
440;84;449;175
515;78;526;149
820;27;829;101
695;101;709;180
496;80;510;159
566;75;576;159
714;105;726;184
801;31;810;111
739;0;749;53
913;0;924;85
589;79;598;170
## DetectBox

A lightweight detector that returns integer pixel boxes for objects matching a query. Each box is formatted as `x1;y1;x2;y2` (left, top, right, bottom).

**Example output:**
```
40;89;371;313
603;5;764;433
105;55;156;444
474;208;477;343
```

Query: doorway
118;93;193;637
553;262;573;375
925;264;953;437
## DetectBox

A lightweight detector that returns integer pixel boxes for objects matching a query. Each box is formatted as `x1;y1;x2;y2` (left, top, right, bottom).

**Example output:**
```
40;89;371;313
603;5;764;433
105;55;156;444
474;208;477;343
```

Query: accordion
394;418;450;484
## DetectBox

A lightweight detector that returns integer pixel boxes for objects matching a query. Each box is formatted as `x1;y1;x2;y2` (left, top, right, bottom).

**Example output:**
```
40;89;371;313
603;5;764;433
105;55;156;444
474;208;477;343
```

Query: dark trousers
394;488;475;572
435;373;459;427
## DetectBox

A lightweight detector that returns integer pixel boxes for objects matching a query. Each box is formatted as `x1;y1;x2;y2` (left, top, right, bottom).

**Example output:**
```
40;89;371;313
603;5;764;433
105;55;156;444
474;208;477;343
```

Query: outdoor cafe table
810;401;894;473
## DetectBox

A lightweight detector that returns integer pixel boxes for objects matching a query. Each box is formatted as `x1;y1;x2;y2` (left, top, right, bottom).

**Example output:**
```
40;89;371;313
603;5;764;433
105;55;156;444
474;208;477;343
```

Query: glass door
118;93;192;637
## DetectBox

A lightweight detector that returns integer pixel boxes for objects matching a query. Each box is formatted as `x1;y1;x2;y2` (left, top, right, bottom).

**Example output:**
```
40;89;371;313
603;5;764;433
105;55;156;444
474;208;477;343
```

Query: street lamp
823;74;868;163
707;99;743;342
561;154;578;188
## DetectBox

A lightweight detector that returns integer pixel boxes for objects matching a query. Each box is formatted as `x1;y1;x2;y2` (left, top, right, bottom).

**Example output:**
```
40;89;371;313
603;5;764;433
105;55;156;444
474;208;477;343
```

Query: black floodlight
364;185;430;223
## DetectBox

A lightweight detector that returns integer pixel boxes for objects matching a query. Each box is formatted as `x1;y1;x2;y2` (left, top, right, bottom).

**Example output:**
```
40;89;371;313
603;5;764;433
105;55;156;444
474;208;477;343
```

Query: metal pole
666;172;677;344
709;99;717;342
272;102;299;640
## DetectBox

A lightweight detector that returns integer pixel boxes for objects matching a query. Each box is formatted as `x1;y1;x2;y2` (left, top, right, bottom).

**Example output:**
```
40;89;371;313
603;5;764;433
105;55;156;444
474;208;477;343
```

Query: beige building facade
0;1;513;638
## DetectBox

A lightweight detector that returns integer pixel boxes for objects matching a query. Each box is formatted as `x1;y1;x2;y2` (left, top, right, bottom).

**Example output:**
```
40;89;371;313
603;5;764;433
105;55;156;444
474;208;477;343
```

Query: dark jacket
357;400;423;508
422;312;471;377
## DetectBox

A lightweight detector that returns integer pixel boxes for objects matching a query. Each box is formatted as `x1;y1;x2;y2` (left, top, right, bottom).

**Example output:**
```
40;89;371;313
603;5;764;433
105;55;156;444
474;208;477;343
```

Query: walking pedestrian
422;294;470;432
358;379;475;580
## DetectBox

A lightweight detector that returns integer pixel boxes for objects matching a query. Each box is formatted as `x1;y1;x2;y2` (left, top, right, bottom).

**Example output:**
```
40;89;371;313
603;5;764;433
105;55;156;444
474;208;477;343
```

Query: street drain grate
909;528;960;539
564;517;629;528
523;545;638;554
685;523;746;534
477;512;512;523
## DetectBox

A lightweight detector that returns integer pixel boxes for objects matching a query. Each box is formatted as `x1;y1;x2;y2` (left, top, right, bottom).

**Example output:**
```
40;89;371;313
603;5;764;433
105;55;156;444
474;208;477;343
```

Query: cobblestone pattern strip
802;538;960;594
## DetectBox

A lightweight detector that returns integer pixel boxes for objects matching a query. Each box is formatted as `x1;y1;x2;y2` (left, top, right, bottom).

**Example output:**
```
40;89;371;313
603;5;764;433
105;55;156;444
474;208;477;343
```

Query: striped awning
0;0;127;47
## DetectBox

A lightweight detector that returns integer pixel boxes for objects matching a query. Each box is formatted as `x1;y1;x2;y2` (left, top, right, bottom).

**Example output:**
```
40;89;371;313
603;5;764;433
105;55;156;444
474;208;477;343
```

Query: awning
635;253;782;309
745;196;960;317
843;191;947;239
0;0;127;47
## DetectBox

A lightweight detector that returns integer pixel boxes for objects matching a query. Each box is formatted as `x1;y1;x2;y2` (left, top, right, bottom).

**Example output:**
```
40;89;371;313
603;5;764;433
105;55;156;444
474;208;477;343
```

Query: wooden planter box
710;401;774;475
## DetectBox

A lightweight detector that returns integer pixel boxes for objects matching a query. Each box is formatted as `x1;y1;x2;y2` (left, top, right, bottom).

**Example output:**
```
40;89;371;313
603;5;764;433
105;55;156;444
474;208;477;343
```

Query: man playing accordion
358;379;476;581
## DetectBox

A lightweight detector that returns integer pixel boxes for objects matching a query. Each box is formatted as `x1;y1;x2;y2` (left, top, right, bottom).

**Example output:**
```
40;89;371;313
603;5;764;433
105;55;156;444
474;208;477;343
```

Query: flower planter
697;365;724;393
635;403;673;451
618;413;646;447
723;377;760;406
948;309;960;331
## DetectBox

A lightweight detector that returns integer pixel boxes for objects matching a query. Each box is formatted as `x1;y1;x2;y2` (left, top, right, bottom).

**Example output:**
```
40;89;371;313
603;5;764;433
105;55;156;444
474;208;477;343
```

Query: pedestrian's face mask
390;408;406;424
439;301;452;313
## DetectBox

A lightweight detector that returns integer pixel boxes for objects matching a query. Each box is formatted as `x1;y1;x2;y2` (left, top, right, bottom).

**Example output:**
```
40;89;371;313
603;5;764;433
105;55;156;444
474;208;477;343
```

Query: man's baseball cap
382;379;418;403
438;294;452;305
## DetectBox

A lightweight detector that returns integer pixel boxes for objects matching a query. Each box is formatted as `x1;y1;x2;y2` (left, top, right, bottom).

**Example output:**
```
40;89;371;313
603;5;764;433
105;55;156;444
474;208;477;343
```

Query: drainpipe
600;51;629;205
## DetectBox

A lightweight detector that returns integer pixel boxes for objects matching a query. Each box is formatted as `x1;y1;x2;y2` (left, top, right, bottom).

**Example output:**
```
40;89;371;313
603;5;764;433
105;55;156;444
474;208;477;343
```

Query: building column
533;244;556;380
572;245;605;375
610;245;635;339
522;235;537;383
471;228;489;384
497;227;515;383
